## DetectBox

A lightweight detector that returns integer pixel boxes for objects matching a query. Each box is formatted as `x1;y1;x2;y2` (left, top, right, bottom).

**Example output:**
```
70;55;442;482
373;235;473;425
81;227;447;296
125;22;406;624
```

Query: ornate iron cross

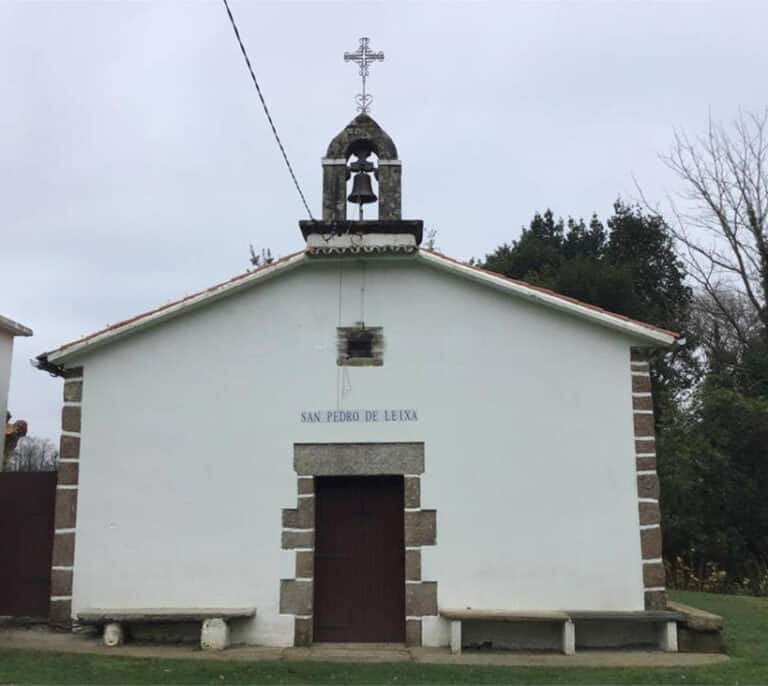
344;37;384;113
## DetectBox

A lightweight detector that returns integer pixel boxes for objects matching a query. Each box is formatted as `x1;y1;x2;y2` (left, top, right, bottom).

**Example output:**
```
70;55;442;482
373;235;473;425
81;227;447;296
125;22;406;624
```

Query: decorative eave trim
0;314;33;337
417;250;679;347
41;251;308;364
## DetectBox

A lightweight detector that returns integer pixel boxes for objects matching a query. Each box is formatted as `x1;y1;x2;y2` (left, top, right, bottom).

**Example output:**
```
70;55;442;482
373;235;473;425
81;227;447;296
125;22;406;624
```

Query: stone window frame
336;326;384;367
279;442;436;646
630;348;667;610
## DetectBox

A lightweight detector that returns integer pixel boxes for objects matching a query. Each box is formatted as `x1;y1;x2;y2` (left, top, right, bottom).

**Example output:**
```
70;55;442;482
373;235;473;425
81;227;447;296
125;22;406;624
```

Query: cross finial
344;37;384;114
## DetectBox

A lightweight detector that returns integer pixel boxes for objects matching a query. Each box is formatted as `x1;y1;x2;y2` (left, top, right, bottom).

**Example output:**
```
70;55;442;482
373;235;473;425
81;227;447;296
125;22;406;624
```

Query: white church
36;111;684;653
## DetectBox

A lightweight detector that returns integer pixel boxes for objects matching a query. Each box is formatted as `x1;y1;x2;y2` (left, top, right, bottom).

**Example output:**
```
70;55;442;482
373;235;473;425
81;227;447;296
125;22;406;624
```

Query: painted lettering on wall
300;409;418;424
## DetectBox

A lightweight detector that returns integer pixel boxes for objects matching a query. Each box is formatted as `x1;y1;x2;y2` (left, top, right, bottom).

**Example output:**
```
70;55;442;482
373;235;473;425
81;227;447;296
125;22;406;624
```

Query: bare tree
6;436;58;472
658;110;768;346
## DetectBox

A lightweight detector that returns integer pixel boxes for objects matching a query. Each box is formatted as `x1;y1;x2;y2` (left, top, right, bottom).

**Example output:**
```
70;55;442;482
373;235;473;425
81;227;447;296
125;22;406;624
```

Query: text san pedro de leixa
300;409;418;424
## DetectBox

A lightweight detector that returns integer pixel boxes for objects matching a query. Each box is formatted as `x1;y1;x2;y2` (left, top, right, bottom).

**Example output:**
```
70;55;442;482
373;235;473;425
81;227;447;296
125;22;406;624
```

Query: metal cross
344;37;384;113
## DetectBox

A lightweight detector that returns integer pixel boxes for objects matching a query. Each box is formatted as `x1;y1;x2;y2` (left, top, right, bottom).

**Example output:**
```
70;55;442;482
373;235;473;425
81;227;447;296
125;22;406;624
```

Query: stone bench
77;607;256;650
440;609;575;655
440;609;685;655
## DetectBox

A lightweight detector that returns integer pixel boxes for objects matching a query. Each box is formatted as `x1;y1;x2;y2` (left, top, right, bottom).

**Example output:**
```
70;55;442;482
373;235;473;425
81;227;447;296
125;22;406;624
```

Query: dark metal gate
314;475;405;642
0;472;56;617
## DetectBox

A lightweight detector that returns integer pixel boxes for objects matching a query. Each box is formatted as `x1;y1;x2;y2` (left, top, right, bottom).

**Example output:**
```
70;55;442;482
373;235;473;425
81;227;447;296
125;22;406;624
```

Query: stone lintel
294;443;424;476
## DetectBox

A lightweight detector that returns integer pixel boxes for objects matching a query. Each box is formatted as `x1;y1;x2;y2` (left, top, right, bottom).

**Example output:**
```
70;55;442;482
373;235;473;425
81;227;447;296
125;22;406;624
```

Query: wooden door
0;472;56;617
314;476;405;642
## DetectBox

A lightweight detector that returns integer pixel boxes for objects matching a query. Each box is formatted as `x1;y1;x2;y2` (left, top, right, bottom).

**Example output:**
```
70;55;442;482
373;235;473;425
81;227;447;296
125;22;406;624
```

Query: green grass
1;592;766;685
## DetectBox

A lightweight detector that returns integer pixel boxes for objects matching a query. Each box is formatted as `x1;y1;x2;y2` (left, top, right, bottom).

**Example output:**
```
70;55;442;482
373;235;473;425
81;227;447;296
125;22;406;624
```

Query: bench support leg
201;617;230;651
562;619;575;656
103;622;125;647
660;621;678;652
450;620;462;655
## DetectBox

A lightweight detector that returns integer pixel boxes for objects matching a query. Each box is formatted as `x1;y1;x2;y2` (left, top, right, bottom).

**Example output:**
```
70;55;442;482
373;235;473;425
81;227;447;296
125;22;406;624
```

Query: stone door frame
279;442;437;646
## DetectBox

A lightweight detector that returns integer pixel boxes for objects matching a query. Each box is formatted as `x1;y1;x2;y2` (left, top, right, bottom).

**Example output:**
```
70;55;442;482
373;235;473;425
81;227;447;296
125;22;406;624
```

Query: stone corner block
645;589;668;611
61;406;81;433
282;498;315;529
52;532;75;567
49;598;73;627
280;579;313;616
294;616;313;646
405;510;436;547
282;530;314;550
405;581;437;617
63;380;83;402
643;561;666;588
404;477;420;508
405;618;422;647
641;526;663;559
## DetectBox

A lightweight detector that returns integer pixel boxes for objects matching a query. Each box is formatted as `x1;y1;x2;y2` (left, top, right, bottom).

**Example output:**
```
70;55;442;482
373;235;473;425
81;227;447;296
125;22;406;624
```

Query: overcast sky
2;0;766;443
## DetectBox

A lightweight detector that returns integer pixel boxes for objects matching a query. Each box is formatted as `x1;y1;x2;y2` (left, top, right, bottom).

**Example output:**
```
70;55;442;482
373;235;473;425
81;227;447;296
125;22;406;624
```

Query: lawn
0;592;766;685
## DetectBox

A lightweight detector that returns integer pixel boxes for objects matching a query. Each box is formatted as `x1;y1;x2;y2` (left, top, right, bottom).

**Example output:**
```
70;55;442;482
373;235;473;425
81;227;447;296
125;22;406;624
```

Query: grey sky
2;0;766;442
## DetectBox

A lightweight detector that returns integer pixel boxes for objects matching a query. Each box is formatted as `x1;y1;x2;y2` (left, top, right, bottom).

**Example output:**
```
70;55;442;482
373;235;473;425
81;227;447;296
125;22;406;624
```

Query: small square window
337;326;383;366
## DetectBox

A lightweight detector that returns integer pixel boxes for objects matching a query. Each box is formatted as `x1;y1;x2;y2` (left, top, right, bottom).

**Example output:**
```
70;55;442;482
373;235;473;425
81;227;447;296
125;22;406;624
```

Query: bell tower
300;38;423;253
300;113;424;253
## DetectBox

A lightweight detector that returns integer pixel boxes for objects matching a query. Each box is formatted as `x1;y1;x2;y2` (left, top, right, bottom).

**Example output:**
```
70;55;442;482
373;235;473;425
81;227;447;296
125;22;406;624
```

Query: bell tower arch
322;113;401;222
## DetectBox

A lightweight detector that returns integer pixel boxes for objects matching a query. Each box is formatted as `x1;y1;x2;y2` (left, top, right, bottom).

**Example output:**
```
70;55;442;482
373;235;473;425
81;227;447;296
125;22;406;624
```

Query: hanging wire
221;0;314;220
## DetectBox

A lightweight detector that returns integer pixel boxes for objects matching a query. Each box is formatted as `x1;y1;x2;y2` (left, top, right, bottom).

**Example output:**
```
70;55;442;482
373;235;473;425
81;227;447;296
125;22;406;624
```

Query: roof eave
417;250;679;348
0;315;33;337
43;252;308;365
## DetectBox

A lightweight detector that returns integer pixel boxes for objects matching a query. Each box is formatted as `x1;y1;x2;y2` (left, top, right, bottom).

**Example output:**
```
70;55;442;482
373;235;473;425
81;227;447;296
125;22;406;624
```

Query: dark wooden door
0;472;57;617
314;476;405;642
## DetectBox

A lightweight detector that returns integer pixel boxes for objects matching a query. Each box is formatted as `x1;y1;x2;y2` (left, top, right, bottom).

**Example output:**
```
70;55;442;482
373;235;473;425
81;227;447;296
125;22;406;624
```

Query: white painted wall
67;257;647;647
0;332;14;458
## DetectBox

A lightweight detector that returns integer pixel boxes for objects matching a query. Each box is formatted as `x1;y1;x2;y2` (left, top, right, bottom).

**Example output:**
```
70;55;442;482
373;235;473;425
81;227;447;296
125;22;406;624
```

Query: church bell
347;170;377;206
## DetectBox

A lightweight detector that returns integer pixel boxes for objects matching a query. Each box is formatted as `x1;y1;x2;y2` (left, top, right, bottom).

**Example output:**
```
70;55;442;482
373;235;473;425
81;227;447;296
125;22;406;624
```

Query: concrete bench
77;607;256;650
440;609;685;655
440;609;575;655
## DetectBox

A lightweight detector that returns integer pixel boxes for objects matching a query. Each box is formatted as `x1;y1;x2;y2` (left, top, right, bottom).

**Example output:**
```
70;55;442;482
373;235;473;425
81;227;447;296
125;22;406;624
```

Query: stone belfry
300;38;423;254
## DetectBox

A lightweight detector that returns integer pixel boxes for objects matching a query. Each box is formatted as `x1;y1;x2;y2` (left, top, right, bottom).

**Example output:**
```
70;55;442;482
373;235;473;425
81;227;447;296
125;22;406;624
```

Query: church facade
38;114;677;650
